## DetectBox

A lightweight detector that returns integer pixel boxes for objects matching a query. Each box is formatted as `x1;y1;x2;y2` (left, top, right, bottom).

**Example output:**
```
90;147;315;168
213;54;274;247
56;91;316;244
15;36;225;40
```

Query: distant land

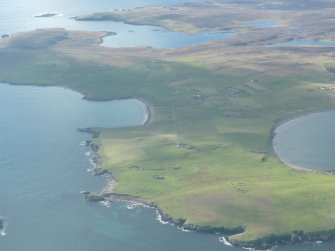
1;0;335;249
34;13;60;18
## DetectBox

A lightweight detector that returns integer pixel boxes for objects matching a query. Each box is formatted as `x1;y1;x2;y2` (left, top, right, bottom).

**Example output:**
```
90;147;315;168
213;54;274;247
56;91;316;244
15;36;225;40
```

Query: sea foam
219;236;233;247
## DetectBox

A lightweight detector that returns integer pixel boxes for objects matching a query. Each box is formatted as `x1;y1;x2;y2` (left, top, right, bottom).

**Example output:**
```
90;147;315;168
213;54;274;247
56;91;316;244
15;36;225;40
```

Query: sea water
1;0;335;250
0;0;233;48
0;83;226;251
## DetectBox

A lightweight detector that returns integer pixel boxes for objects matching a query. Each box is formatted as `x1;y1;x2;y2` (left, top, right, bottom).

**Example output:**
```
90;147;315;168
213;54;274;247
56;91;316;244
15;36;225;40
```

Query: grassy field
1;29;335;245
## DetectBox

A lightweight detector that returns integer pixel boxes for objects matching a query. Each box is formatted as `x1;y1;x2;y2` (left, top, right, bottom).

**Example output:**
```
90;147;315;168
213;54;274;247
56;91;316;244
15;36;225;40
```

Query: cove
273;110;335;172
0;83;234;251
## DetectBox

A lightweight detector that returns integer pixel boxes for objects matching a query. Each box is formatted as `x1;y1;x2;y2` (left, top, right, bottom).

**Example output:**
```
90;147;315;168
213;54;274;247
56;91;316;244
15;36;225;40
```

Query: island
34;13;60;18
0;0;335;249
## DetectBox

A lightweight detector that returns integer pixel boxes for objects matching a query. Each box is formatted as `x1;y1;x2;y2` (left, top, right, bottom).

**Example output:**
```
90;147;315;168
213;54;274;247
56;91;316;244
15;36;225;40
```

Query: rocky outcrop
93;168;107;176
78;128;100;138
82;192;106;202
0;218;4;232
81;187;335;249
153;205;243;235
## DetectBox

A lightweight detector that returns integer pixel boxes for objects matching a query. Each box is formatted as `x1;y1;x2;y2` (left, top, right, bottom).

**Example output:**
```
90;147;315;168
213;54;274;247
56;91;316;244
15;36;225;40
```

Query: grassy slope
75;9;201;34
1;45;335;242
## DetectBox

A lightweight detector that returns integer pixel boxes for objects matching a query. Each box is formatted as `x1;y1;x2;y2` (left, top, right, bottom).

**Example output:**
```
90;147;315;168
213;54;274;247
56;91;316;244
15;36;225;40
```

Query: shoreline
82;104;335;250
4;80;335;250
136;98;153;126
79;97;152;198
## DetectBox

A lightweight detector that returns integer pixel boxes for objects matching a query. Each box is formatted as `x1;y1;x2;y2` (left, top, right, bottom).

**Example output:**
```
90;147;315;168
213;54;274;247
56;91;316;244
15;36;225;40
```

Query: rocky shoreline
79;130;246;238
78;109;335;250
229;229;335;250
82;185;335;250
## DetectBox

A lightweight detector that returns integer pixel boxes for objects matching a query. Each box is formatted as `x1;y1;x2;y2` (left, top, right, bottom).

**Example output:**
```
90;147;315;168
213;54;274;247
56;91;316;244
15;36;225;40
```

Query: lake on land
1;0;335;250
273;111;335;172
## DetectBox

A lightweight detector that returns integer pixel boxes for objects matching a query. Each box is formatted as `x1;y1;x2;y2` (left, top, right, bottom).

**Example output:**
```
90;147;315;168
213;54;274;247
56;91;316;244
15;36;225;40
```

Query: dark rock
77;128;100;138
93;168;107;176
0;218;4;231
91;144;99;151
83;192;105;202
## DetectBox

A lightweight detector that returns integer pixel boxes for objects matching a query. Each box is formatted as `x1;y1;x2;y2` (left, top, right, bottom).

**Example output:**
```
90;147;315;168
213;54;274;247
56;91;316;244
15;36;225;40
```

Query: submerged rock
83;192;105;202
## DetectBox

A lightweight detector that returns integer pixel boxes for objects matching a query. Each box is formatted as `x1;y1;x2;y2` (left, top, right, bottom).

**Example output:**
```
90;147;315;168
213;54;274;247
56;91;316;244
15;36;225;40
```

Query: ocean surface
1;0;335;250
0;83;228;251
0;0;233;48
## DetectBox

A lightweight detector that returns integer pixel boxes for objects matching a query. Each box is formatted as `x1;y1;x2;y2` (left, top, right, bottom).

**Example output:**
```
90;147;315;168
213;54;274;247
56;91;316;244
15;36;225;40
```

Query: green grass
1;43;335;243
76;11;201;34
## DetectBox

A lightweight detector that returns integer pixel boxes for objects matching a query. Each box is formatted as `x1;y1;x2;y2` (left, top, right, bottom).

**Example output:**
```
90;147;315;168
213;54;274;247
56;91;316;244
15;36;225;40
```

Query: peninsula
0;0;335;248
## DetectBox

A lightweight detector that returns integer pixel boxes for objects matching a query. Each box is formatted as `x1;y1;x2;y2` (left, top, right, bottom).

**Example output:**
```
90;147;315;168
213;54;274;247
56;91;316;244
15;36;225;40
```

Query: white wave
155;209;169;225
85;151;91;156
180;227;192;232
219;236;234;247
88;159;97;169
100;201;111;208
80;142;86;146
126;203;140;210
